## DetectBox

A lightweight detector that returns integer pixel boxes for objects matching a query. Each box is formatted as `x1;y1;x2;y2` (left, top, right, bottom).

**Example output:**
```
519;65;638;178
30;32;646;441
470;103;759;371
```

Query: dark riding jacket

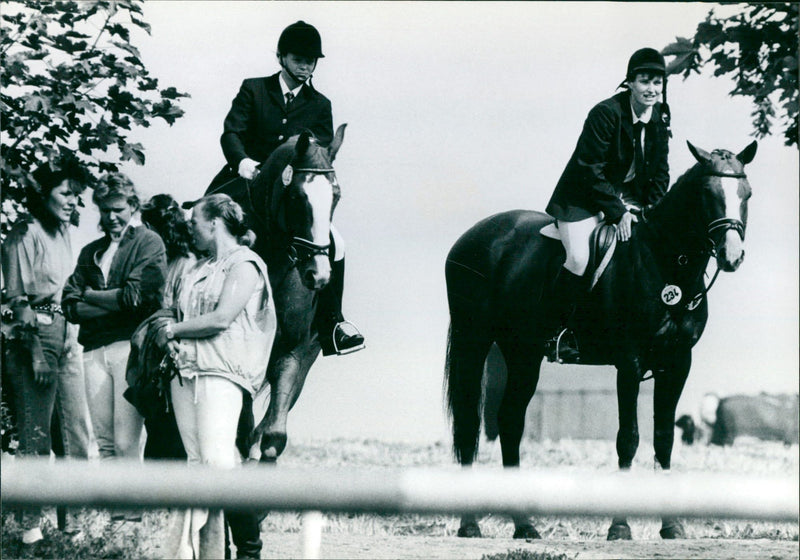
546;90;670;224
209;72;333;190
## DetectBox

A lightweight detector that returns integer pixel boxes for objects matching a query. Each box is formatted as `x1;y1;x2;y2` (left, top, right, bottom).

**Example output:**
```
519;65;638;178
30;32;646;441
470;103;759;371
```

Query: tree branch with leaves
1;0;190;238
663;2;798;148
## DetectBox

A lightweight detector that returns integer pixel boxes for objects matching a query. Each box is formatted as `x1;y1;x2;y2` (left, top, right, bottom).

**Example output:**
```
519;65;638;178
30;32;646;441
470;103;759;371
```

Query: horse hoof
660;518;685;539
260;450;278;464
261;432;287;459
457;523;481;538
607;521;632;541
513;524;541;539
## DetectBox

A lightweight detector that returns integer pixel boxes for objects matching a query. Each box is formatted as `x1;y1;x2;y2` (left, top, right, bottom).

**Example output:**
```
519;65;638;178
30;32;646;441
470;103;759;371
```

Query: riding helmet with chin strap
277;21;324;59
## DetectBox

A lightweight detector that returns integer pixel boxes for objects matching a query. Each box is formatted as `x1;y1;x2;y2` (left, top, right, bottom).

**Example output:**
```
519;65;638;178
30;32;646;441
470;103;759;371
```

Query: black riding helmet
626;47;666;80
277;21;324;59
622;47;672;136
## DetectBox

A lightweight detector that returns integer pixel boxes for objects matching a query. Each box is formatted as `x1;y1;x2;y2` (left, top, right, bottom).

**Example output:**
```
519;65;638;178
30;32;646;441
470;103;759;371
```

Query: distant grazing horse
206;126;346;461
704;392;799;446
444;141;757;540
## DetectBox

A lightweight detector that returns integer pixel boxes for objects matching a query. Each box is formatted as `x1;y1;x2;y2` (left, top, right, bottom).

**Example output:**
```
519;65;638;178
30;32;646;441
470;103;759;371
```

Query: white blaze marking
304;174;333;286
720;177;741;221
719;177;744;264
305;174;333;247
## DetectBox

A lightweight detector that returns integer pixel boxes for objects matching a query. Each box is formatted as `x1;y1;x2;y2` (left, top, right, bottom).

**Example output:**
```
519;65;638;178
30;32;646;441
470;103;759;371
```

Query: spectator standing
62;174;166;483
2;157;92;546
138;193;197;460
156;194;276;559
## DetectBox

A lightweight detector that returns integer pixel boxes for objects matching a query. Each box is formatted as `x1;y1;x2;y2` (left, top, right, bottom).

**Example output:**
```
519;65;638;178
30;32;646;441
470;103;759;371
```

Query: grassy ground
1;437;797;559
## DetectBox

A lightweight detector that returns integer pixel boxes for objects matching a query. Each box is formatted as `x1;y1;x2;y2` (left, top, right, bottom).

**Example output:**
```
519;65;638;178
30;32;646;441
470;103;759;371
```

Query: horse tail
443;315;492;465
444;222;501;464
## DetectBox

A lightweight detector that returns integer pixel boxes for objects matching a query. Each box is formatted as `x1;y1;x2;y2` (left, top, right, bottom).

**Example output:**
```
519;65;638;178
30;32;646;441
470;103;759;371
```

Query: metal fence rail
2;458;797;521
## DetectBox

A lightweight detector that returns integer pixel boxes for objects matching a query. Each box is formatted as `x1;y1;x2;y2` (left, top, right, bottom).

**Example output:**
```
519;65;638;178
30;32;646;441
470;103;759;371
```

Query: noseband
284;166;336;267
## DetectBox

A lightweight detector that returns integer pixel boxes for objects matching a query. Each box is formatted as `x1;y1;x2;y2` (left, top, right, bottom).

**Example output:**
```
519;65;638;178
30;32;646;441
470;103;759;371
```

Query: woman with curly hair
2;156;92;546
138;193;197;460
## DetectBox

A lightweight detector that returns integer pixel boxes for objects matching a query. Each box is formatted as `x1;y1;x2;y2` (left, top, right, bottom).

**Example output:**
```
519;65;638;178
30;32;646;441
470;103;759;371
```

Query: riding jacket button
281;118;288;124
278;135;285;141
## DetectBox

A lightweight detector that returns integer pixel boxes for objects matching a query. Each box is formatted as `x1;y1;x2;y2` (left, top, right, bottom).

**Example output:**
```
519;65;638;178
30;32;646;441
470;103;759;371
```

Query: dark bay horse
443;141;757;539
207;125;346;461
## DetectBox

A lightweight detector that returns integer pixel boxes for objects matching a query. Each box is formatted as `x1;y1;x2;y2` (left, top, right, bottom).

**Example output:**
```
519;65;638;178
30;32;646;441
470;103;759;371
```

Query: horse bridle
703;169;747;253
684;169;748;310
280;166;336;268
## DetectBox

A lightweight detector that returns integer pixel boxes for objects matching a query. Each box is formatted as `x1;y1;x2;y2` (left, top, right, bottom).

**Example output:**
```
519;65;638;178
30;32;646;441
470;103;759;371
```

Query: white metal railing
2;458;797;521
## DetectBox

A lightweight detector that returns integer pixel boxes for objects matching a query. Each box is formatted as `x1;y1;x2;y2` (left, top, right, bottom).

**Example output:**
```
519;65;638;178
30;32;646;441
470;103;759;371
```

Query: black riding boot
544;267;583;363
226;510;263;559
317;257;365;356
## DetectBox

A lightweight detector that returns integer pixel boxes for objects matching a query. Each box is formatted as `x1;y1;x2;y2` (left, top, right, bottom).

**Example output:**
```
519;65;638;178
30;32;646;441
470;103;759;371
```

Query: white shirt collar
279;73;304;99
630;99;653;125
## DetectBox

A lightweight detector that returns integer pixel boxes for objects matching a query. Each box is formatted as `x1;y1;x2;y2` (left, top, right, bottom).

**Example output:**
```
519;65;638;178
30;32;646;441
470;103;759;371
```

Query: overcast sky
73;2;799;443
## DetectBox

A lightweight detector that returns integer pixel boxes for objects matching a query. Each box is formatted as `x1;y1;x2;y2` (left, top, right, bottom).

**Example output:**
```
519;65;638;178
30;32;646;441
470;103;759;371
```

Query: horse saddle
540;221;618;291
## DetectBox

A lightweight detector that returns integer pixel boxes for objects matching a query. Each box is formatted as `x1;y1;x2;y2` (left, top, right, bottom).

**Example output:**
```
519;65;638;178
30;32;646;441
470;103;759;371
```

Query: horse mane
665;161;705;199
647;161;704;222
261;131;332;180
261;136;301;181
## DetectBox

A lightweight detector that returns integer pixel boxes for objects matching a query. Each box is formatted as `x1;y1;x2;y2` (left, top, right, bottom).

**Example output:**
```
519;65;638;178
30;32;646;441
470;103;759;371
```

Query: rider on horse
208;20;365;357
544;47;671;361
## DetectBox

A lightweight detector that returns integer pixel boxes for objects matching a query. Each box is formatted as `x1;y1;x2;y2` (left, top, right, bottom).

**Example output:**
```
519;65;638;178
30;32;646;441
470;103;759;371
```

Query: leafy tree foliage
663;3;798;147
1;0;189;237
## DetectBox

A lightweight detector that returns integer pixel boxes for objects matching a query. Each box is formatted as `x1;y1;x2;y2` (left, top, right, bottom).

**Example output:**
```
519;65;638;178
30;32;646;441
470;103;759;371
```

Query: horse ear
296;131;311;158
687;141;712;164
328;123;347;162
736;141;757;165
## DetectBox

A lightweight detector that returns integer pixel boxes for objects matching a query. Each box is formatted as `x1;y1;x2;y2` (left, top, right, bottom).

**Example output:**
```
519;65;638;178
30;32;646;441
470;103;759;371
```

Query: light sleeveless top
174;246;276;394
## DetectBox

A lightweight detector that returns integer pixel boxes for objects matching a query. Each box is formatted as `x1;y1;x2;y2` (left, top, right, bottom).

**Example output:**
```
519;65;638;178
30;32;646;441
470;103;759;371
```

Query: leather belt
31;302;63;315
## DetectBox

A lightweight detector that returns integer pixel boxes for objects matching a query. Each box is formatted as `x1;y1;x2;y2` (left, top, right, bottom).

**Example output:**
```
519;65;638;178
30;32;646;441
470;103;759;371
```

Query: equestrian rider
544;47;671;360
208;20;365;357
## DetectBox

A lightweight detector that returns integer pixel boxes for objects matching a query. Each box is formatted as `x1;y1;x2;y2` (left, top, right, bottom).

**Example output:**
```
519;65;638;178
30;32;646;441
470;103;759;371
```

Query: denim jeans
5;312;90;530
83;339;143;460
54;323;91;459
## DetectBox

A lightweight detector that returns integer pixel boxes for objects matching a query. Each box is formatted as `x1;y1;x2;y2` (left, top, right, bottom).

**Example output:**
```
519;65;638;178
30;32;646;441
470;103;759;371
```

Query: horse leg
607;363;641;541
445;318;492;538
654;349;691;539
257;348;317;462
495;340;543;540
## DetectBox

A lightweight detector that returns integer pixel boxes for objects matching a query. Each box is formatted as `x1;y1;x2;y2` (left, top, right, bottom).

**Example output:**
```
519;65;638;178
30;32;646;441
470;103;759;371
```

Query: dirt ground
257;533;800;560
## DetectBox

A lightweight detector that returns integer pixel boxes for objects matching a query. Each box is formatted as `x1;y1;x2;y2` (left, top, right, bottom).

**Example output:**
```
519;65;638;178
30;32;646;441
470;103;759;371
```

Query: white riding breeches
331;224;345;262
558;216;600;276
